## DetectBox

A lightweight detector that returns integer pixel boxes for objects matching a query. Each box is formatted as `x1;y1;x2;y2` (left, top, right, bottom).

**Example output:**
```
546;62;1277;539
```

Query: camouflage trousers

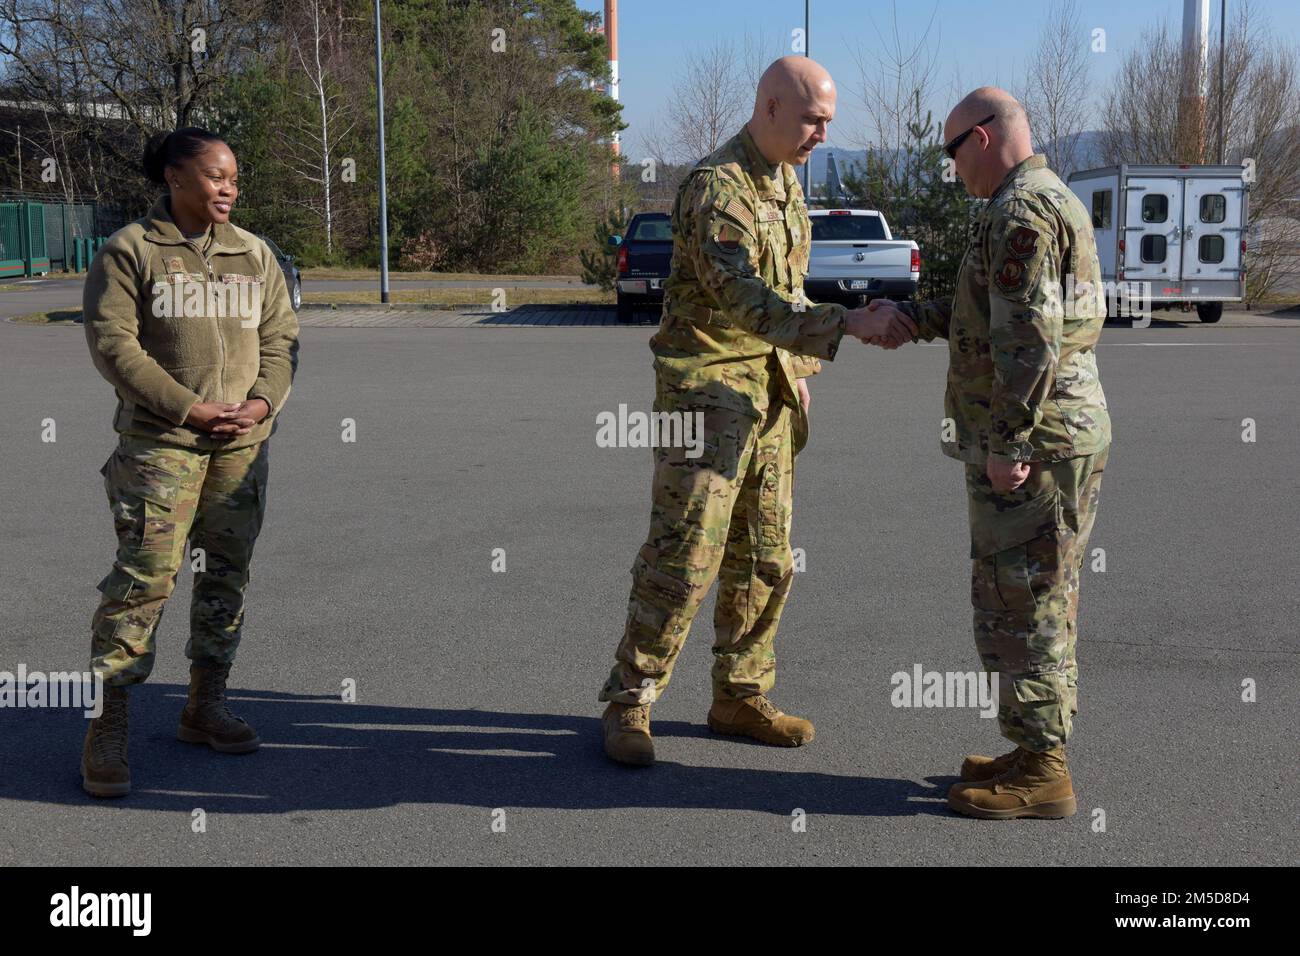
600;400;796;705
965;446;1108;751
91;435;269;686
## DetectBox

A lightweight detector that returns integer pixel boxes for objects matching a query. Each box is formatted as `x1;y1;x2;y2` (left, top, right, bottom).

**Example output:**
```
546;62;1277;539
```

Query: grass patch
9;309;83;324
300;268;583;282
302;287;614;307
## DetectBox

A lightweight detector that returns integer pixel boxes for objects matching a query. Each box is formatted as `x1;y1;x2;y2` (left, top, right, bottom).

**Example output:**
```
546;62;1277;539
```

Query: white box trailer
1067;164;1248;323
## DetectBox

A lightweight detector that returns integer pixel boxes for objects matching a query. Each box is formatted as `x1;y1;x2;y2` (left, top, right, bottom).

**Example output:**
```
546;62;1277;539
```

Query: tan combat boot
948;745;1076;819
960;745;1026;782
602;702;654;766
707;695;814;747
82;684;131;798
177;661;261;754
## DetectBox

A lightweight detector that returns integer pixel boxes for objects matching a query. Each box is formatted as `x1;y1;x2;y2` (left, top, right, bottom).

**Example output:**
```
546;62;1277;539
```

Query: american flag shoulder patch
722;197;754;231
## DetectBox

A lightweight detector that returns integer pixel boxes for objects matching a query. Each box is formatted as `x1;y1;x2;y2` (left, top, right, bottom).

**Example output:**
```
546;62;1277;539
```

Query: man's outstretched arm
689;173;915;354
869;296;953;342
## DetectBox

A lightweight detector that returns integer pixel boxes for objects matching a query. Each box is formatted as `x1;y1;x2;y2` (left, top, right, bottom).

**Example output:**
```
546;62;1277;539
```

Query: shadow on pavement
1;685;952;818
473;304;659;326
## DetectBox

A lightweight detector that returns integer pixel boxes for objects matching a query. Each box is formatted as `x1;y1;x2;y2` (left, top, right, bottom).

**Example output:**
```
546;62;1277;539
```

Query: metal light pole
374;0;390;304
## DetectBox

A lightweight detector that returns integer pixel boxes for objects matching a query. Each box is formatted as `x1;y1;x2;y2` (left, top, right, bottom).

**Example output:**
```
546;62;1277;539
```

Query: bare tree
631;32;783;208
632;112;685;210
1100;1;1300;302
1100;17;1191;166
281;0;355;256
1018;0;1091;179
635;28;784;166
0;0;272;211
635;112;673;173
662;40;748;164
738;28;786;96
846;1;943;179
0;0;269;136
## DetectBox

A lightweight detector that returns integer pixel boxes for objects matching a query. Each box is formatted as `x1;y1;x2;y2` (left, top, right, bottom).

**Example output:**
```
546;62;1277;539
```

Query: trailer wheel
1196;302;1223;323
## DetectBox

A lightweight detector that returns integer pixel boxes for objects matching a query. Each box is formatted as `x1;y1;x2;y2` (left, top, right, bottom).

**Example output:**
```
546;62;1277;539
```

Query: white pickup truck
804;209;920;306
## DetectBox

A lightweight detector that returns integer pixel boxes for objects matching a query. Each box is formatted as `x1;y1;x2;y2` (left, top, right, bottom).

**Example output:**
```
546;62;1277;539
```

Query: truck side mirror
607;235;623;248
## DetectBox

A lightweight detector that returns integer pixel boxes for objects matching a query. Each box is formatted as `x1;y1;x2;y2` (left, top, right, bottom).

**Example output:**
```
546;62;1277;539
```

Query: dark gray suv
258;235;302;311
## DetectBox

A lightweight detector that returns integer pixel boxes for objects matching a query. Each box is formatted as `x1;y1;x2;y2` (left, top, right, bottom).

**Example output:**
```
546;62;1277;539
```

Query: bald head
944;87;1035;198
754;57;835;117
747;56;837;168
945;87;1030;145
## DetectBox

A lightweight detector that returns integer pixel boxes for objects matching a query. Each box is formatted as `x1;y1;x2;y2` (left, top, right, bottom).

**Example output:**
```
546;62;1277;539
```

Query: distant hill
804;131;1111;187
1039;130;1111;175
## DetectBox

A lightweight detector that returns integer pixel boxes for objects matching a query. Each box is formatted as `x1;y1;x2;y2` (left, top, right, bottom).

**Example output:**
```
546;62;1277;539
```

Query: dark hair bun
141;131;173;184
140;127;226;185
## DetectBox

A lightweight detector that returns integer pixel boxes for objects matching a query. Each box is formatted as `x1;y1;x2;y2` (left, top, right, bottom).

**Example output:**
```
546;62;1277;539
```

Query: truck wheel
1196;302;1223;323
616;297;634;324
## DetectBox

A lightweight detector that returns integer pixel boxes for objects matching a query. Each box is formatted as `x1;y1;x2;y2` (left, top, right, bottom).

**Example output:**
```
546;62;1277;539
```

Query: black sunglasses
944;114;997;160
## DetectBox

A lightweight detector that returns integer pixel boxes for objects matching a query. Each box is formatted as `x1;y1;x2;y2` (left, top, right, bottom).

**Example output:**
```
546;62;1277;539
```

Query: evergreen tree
842;99;974;301
579;203;633;292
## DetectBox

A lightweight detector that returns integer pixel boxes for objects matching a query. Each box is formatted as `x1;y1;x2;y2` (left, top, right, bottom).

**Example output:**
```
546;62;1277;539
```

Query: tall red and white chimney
605;0;620;176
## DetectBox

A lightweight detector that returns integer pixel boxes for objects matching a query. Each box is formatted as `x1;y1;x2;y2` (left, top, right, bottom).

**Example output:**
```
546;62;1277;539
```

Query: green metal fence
0;200;114;278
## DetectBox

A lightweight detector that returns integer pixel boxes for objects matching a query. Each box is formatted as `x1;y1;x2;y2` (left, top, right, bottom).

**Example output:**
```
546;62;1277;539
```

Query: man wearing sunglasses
868;87;1111;820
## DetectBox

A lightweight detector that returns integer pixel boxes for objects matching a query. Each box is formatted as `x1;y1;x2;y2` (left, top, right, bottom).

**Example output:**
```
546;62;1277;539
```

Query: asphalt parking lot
0;301;1296;866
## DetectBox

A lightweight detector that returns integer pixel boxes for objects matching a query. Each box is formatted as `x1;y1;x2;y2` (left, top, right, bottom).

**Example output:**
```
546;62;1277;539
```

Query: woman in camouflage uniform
79;128;300;797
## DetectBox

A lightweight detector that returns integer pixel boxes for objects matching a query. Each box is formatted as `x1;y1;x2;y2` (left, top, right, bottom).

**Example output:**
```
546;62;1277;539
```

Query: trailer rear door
1180;178;1243;282
1123;177;1181;285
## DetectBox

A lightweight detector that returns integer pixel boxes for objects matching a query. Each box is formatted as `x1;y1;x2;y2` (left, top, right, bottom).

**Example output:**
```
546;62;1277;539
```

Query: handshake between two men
842;298;917;349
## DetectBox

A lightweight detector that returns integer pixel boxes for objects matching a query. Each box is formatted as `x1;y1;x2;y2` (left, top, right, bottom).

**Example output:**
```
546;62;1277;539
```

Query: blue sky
575;0;1300;159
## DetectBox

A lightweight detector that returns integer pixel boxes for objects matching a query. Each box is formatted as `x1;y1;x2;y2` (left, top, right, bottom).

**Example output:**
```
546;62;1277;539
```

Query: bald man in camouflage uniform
871;88;1111;818
598;57;914;766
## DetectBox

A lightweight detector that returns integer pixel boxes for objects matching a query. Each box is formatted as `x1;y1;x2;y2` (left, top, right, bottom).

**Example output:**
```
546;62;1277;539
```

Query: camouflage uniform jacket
903;155;1111;463
651;125;847;446
83;194;300;451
